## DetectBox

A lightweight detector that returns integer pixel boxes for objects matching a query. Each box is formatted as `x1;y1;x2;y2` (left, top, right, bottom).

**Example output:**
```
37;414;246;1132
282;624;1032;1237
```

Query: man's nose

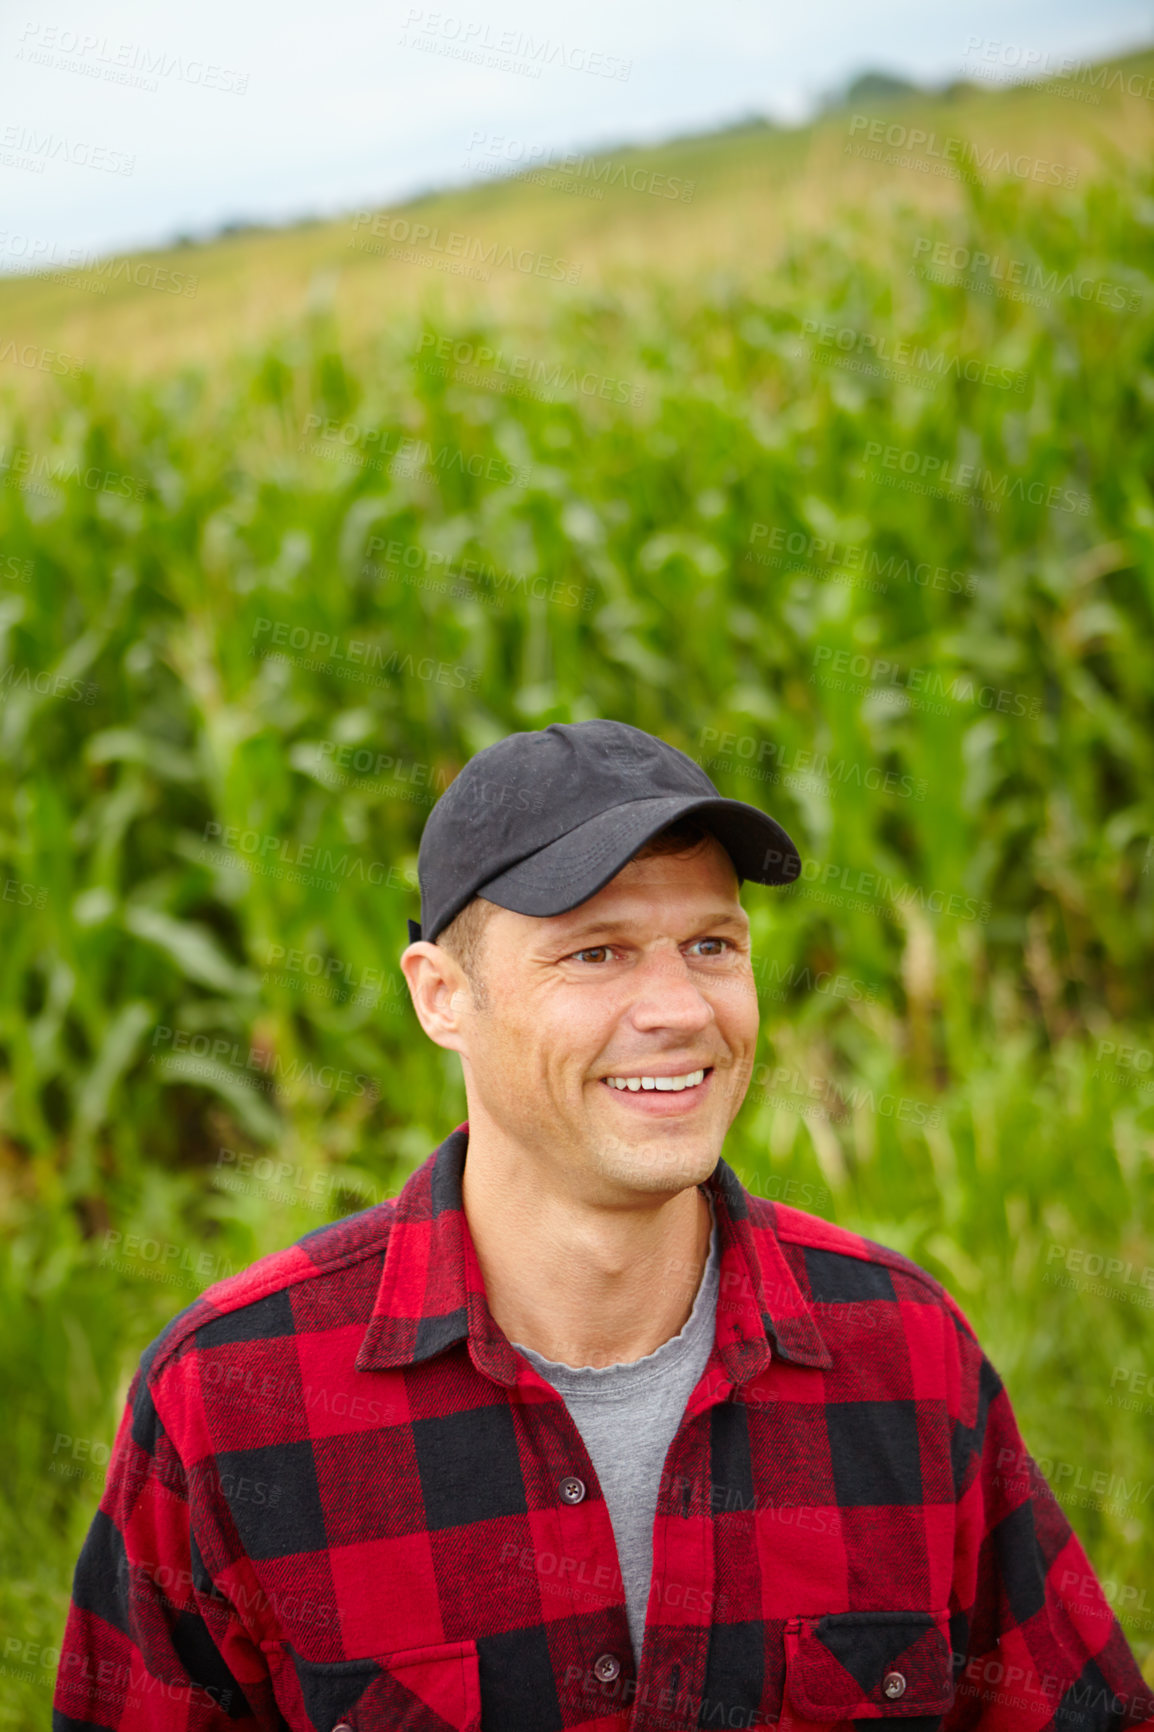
625;949;718;1030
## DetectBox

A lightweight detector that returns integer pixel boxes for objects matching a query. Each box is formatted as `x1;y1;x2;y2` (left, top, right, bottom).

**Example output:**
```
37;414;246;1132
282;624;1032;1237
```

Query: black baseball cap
405;719;800;945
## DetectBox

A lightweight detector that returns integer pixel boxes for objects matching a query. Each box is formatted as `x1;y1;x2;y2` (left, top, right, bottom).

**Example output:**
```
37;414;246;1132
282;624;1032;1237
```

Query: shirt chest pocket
781;1611;955;1729
280;1638;482;1732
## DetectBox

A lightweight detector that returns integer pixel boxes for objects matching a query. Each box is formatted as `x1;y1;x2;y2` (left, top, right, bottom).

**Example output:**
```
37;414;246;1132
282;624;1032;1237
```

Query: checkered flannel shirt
55;1124;1154;1731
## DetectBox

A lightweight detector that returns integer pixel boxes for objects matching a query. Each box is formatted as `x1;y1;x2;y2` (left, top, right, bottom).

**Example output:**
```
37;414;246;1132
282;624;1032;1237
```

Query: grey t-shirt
510;1191;720;1666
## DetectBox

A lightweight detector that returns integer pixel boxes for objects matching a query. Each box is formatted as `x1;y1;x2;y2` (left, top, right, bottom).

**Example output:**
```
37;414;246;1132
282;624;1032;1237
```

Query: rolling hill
2;44;1153;388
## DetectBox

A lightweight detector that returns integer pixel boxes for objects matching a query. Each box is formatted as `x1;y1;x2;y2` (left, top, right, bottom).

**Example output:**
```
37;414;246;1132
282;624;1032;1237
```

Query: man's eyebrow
550;910;749;944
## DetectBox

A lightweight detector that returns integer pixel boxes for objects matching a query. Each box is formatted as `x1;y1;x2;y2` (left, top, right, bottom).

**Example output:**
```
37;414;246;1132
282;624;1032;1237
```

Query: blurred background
3;1;1154;1721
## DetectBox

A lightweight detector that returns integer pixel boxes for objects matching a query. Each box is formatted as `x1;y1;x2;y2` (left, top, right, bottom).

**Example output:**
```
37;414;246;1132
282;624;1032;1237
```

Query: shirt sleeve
949;1330;1154;1730
53;1364;271;1732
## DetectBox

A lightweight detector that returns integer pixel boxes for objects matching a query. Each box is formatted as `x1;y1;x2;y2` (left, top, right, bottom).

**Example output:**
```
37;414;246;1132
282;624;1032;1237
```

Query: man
56;719;1152;1732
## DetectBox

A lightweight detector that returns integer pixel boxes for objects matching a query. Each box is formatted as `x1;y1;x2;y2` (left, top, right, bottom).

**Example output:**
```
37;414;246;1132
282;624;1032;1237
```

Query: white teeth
604;1069;706;1092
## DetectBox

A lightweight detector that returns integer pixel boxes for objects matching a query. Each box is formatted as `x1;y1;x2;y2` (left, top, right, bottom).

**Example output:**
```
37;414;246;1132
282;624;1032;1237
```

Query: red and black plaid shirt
55;1124;1154;1732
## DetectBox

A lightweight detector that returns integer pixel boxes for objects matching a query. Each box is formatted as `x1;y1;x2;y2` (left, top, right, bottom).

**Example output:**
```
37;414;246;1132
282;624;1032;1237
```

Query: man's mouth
600;1067;712;1093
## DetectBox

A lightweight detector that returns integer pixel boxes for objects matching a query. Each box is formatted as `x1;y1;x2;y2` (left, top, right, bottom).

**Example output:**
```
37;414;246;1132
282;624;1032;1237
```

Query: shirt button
560;1476;586;1504
593;1653;621;1683
882;1671;907;1700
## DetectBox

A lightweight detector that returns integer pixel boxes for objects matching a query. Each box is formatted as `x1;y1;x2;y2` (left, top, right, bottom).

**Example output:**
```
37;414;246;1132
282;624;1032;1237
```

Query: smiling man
56;720;1154;1732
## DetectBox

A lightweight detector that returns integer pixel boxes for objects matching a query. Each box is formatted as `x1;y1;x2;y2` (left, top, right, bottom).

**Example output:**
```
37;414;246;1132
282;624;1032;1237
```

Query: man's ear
400;941;474;1053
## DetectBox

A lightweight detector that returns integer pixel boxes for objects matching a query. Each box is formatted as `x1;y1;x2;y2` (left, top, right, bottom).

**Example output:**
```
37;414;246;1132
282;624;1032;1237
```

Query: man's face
439;837;759;1203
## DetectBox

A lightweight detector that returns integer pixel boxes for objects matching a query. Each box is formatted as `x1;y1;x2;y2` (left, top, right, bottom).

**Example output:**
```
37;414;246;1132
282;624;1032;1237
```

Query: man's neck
460;1137;715;1368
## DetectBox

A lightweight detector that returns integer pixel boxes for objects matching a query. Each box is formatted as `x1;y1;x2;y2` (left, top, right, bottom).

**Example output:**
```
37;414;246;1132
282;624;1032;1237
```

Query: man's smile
597;1065;716;1110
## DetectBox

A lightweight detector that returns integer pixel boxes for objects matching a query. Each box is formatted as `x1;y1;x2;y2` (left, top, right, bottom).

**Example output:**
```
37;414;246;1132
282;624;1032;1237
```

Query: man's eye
567;940;733;964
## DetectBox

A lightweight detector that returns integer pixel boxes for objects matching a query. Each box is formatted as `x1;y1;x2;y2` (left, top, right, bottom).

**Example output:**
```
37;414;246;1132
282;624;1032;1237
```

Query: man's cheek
727;979;761;1057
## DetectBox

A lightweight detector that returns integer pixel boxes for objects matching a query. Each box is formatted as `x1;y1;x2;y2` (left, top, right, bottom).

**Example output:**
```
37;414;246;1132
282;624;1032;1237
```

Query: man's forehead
603;851;738;892
529;845;746;937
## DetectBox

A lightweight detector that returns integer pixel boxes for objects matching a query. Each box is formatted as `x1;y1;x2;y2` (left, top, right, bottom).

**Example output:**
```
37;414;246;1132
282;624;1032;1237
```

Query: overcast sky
2;0;1151;270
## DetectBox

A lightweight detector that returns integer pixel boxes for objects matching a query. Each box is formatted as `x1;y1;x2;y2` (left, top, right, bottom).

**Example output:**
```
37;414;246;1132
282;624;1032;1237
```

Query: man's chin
590;1129;722;1194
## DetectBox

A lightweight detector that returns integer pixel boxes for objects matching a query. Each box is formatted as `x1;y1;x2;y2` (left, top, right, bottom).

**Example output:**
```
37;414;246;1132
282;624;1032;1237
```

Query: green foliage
2;161;1154;1726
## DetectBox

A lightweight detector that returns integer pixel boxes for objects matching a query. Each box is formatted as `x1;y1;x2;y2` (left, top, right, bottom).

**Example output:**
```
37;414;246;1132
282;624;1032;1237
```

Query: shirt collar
356;1124;832;1385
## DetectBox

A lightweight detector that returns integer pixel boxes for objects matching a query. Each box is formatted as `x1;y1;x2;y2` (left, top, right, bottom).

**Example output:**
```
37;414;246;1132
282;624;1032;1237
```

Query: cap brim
472;794;800;919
